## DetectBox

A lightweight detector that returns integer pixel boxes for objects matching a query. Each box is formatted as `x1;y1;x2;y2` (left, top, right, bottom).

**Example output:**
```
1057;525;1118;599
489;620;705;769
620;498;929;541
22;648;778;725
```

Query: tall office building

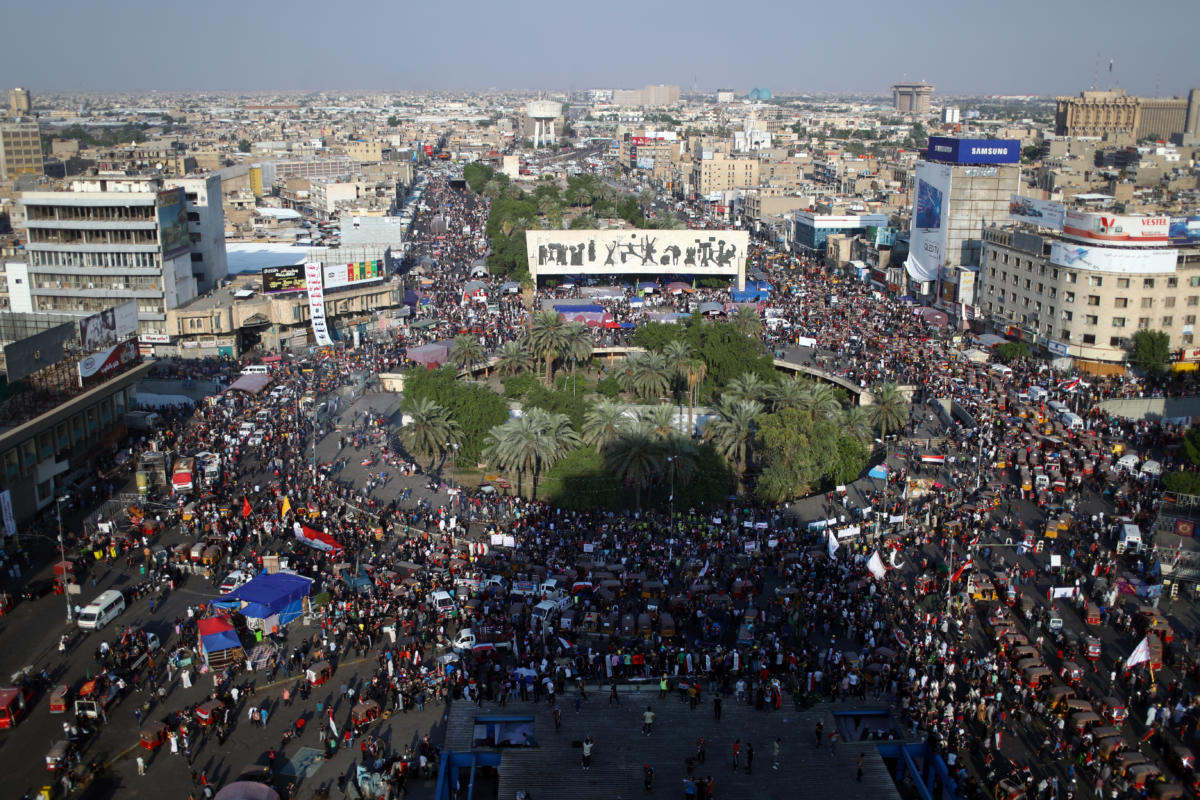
892;82;934;114
8;87;31;117
0;119;43;179
15;174;227;338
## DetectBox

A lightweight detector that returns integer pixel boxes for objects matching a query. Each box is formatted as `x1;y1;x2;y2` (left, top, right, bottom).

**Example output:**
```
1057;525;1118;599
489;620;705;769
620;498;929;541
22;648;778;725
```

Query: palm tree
732;306;763;339
604;425;663;510
705;398;763;488
449;335;485;375
662;340;693;397
528;309;569;385
661;435;700;505
769;375;808;411
684;358;707;437
798;382;841;421
484;408;580;497
561;322;594;391
494;340;533;377
399;398;462;473
631;351;670;401
869;383;910;440
725;372;768;405
582;399;630;451
638;404;677;440
841;406;874;446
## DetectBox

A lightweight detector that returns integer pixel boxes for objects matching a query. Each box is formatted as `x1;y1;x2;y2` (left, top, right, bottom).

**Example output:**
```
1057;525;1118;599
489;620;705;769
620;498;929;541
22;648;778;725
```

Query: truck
135;451;169;495
125;410;163;433
452;626;514;653
74;678;119;721
172;457;196;494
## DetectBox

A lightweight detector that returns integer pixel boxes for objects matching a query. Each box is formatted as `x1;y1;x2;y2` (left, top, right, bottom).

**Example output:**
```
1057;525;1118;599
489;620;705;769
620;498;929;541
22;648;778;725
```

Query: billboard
262;265;307;294
322;259;385;290
1050;242;1178;274
526;229;749;277
1063;210;1170;246
636;156;655;169
156;188;190;259
1009;195;1065;230
1170;216;1200;245
304;262;333;346
78;300;139;354
927;136;1020;165
906;161;952;282
2;321;75;382
866;226;897;247
78;338;140;388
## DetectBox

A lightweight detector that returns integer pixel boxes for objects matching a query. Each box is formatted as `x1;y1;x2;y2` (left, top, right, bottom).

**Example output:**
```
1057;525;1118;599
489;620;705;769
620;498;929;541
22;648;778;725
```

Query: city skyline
1;0;1197;97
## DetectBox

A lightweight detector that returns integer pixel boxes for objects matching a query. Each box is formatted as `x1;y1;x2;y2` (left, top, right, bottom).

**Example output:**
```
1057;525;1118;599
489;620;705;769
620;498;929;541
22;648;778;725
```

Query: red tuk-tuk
1100;696;1127;729
140;721;169;750
1084;599;1101;626
1085;635;1102;661
1060;661;1086;687
45;740;73;772
915;575;938;596
1147;633;1164;670
307;660;334;687
351;700;381;727
0;685;34;728
48;685;70;714
194;699;223;726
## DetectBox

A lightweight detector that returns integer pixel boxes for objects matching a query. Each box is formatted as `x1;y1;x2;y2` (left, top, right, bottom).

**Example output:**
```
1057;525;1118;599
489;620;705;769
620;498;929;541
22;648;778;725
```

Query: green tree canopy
1128;329;1171;374
401;366;509;466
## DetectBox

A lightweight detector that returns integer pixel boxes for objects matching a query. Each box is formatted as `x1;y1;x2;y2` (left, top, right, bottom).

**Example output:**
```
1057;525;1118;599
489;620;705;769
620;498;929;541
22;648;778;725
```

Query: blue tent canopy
213;572;313;626
201;628;241;653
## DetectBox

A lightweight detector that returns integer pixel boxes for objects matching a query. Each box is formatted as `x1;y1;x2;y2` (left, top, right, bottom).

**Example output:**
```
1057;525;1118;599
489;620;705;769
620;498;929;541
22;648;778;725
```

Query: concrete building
0;119;44;180
716;89;735;104
1054;88;1200;139
892;82;934;114
344;140;387;163
981;222;1200;365
611;86;680;108
792;212;889;256
0;309;150;522
691;151;759;197
8;88;32;117
16;174;227;338
941;107;961;125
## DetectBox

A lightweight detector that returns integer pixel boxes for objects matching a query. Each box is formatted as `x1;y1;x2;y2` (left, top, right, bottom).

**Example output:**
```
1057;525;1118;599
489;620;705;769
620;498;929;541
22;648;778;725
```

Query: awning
698;301;724;315
225;374;271;394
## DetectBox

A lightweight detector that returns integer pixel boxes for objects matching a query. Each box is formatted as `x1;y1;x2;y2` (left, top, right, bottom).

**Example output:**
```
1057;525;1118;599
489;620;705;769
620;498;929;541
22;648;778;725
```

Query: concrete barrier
1097;396;1200;422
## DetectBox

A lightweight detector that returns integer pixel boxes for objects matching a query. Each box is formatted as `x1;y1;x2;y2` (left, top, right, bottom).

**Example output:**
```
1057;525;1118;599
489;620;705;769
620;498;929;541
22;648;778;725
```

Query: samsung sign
927;136;1020;165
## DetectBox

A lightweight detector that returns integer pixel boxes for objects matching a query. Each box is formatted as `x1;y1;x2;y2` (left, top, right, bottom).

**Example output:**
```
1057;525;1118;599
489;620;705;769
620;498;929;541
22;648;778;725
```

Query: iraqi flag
558;636;575;651
950;558;973;583
921;455;946;465
328;708;338;738
1058;378;1080;392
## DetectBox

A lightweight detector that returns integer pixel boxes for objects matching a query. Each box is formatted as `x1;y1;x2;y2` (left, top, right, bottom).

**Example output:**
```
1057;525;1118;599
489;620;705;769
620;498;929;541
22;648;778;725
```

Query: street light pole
56;495;72;623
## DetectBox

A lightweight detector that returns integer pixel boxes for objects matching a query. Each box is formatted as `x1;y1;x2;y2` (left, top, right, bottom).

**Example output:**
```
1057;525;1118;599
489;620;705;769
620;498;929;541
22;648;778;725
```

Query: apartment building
16;173;227;337
0;119;43;180
691;151;759;198
980;219;1200;364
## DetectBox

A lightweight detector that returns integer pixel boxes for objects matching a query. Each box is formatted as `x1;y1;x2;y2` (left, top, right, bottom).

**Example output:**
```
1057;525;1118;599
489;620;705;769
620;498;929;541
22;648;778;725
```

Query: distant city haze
2;0;1197;97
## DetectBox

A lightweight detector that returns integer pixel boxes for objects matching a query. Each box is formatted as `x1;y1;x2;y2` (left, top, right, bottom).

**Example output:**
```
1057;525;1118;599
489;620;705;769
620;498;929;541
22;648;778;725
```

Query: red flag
242;497;252;519
950;558;973;583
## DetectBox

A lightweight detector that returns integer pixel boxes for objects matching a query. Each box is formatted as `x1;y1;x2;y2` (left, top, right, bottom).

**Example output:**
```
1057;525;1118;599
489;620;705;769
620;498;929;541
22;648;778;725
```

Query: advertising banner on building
906;161;952;282
927;136;1020;165
2;322;74;382
322;259;385;290
1063;210;1170;246
525;229;749;278
78;300;138;354
1050;241;1178;274
636;156;655;169
0;489;14;536
77;338;140;388
1170;216;1200;244
304;262;333;346
262;265;307;294
1009;195;1065;230
156;188;190;259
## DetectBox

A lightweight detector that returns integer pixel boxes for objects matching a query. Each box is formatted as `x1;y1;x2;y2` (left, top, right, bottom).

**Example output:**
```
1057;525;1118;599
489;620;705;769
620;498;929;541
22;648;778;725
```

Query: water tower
526;100;562;147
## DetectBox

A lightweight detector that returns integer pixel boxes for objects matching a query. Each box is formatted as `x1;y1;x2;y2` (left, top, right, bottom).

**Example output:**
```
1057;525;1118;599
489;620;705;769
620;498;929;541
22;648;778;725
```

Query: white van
1047;400;1069;416
530;600;558;629
1060;412;1085;431
989;364;1013;378
427;590;457;618
240;365;269;375
77;589;125;631
1119;523;1144;554
1028;386;1049;402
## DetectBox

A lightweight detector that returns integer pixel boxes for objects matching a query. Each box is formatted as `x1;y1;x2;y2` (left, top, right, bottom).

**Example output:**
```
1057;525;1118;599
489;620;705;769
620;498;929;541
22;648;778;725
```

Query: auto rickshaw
1127;762;1163;790
1084;599;1101;626
48;685;70;714
1085;635;1102;661
140;721;168;750
968;574;998;602
1045;684;1076;713
45;741;73;772
1060;661;1086;687
994;778;1024;800
659;612;676;639
1150;783;1186;800
1023;665;1053;689
914;575;938;596
0;684;34;728
1058;698;1094;718
307;660;334;687
1097;734;1127;761
1167;743;1199;794
351;700;381;727
1070;710;1102;736
1148;633;1165;669
194;699;223;726
1100;696;1127;729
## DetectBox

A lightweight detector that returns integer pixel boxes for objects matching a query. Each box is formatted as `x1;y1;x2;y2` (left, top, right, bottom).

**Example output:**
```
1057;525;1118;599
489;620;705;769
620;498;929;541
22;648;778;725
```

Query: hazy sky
4;0;1197;98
